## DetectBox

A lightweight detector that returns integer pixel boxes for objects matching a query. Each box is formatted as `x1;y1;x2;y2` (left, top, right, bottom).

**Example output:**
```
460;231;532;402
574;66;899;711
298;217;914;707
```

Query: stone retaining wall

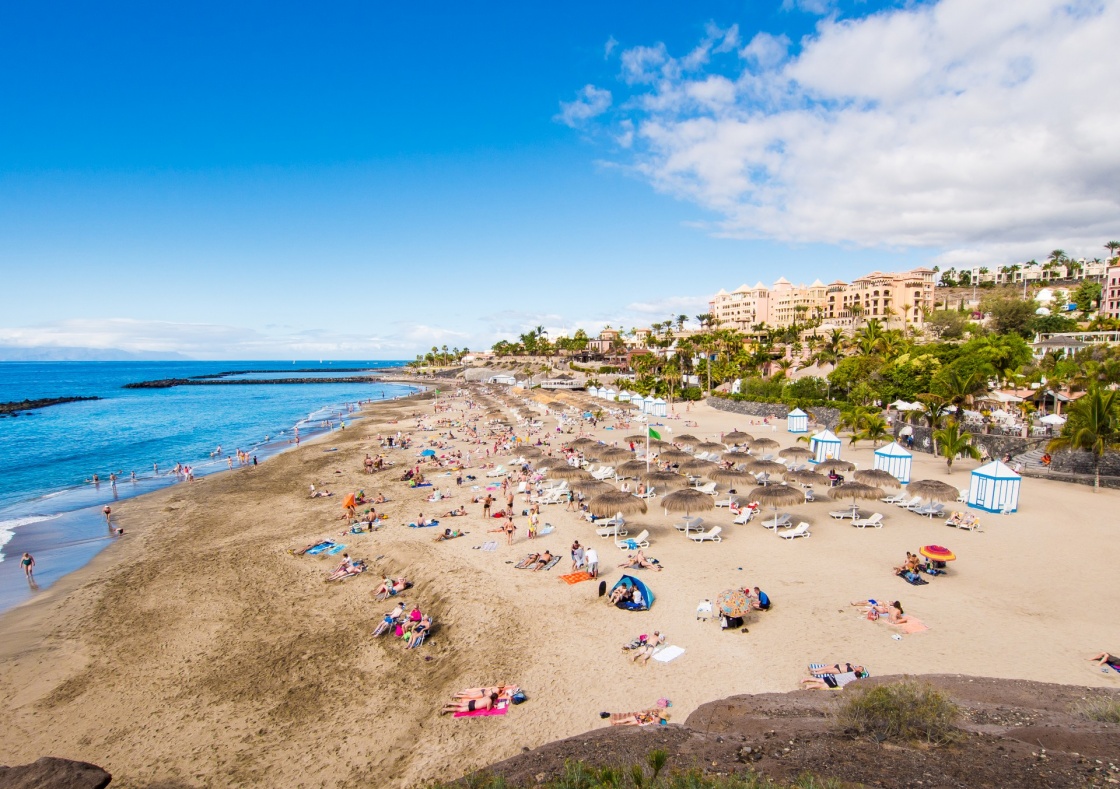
707;397;841;430
892;424;1046;460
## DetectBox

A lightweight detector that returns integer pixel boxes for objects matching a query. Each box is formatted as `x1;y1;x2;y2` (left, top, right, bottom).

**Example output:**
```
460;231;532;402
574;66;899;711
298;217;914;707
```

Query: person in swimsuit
441;692;499;714
531;550;553;570
21;553;34;578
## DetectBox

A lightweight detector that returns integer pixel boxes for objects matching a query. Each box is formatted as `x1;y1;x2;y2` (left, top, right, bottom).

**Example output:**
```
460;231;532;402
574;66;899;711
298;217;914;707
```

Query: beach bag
511;691;527;705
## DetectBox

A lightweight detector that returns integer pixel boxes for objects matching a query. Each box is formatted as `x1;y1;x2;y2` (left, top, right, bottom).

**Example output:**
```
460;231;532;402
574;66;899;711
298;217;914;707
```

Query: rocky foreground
468;676;1120;789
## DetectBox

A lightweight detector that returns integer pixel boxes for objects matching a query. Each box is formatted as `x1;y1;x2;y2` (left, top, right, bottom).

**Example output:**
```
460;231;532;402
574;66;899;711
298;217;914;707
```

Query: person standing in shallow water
21;553;34;579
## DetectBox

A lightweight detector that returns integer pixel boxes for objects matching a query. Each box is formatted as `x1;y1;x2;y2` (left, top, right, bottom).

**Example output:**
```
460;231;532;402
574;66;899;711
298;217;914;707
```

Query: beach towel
538;525;554;536
539;555;562;571
408;520;439;528
514;555;537;569
454;700;510;718
894;617;929;635
559;571;593;585
652;645;685;663
325;543;347;555
609;709;664;726
897;571;929;586
304;541;336;555
481;541;497;552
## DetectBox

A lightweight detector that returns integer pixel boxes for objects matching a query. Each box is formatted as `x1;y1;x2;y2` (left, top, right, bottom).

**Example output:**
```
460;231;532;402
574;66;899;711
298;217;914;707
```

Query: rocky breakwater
123;377;379;389
0;396;100;417
0;757;111;788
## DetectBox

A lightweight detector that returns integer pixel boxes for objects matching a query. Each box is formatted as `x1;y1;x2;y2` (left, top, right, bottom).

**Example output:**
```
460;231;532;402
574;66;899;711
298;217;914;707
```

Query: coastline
1;386;1116;789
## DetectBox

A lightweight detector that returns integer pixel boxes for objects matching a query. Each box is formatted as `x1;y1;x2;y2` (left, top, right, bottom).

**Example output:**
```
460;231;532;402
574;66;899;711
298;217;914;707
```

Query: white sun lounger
897;496;922;509
881;492;907;504
689;525;723;542
779;522;811;539
616;529;649;550
851;513;884;528
634;487;657;499
691;481;717;495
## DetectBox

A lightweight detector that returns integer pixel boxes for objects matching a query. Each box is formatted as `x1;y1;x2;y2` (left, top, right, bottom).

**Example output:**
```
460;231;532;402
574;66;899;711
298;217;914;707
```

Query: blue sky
2;0;1117;359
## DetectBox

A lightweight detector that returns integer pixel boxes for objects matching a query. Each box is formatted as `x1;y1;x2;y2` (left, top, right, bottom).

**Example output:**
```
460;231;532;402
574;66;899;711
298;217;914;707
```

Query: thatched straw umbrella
660;488;716;534
853;469;902;490
624;434;650;443
906;479;960;502
676;434;700;445
746;484;806;528
588;489;648;518
615;460;648;478
779;446;814;460
569;479;613;497
548;466;593;482
570;437;599;449
709;468;753;485
816;459;856;474
747;460;788;476
723;430;753;444
641;470;688;489
829;482;885;518
784;469;829;488
519;446;545;458
658;449;692;463
750;437;780;451
696;442;726;453
598;447;634;463
534;457;565;470
680;459;718;475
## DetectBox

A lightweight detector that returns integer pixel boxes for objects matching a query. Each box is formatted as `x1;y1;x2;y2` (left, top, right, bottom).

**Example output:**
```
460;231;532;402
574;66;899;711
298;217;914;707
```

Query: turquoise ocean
0;361;416;612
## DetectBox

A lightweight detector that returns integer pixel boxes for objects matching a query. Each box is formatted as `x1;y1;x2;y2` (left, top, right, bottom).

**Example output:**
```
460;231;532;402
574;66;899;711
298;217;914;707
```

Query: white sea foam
0;515;60;563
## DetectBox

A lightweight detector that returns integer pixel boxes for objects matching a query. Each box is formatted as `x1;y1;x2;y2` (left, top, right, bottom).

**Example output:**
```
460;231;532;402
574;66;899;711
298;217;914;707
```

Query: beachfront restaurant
873;441;913;484
786;407;809;434
809;429;842;463
967;460;1021;513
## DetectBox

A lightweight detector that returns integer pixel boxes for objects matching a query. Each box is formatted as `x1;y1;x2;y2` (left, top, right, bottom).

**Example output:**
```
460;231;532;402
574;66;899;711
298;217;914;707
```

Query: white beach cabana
809;429;842;463
873;441;913;484
786;407;809;434
967;460;1021;513
604;388;617;402
586;386;599;398
617;390;631;402
630;394;646;411
648;397;668;417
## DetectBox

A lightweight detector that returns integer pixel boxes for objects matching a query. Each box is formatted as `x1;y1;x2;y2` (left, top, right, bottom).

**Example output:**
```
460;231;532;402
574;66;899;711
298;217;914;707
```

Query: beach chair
714;495;738;508
634;487;657;499
485;466;507;478
958;514;982;531
616;529;650;550
691;481;717;495
761;513;792;530
779;522;811;540
753;472;771;486
881;492;907;504
957;488;969;503
898;496;922;510
913;502;944;518
591;466;615;480
696;599;713;620
851;513;884;529
803;488;815;502
674;516;703;532
515;481;526;494
689;525;723;543
733;509;754;525
828;509;857;520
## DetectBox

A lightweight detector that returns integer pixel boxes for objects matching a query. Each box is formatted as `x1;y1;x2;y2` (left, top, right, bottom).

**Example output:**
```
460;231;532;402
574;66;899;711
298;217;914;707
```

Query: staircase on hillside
1012;447;1049;474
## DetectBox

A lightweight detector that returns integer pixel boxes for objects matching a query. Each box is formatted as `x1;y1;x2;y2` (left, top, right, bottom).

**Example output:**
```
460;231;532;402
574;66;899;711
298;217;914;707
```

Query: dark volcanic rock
0;757;111;788
0;397;99;415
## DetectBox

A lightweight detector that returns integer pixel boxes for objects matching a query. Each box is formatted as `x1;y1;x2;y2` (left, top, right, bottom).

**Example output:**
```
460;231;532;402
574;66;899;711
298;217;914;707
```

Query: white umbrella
1039;414;1066;426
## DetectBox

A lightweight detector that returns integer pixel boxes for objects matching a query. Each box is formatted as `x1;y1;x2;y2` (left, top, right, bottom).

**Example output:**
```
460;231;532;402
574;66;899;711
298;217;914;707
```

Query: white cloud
624;295;713;316
781;0;835;15
605;35;618;59
575;0;1120;264
554;84;612;128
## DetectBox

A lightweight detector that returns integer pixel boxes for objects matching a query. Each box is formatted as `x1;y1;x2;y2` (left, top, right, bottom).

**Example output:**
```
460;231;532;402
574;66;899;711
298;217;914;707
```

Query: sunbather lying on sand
1090;651;1120;667
374;577;411;599
531;550;554;570
441;693;499;715
618;550;661;571
800;662;867;689
453;685;517;700
434;528;463;542
444;506;467;516
607;709;665;726
631;631;664;664
327;556;366;582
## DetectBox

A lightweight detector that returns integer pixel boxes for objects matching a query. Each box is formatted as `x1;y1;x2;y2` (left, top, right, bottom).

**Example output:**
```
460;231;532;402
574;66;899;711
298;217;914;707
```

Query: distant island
0;396;101;416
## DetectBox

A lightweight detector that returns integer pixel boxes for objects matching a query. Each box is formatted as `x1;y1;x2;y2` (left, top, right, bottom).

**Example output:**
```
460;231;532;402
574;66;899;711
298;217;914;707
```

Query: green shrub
835;681;962;745
1075;696;1120;723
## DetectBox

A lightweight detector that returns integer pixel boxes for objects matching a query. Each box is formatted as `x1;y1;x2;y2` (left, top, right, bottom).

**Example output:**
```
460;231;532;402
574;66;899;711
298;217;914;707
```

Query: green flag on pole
648;427;661;441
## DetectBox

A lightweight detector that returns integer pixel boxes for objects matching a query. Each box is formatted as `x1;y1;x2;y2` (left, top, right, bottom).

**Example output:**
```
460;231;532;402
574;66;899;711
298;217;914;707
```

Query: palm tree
1106;241;1120;261
932;420;981;473
1047;387;1120;490
851;415;891;448
676;314;688;332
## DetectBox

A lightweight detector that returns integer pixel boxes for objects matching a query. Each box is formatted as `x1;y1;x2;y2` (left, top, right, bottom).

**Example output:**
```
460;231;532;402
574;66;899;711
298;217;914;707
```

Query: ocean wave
0;514;60;562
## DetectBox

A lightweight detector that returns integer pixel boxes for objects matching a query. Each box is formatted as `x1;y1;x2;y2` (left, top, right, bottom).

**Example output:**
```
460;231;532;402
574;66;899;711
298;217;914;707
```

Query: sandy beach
1;386;1117;788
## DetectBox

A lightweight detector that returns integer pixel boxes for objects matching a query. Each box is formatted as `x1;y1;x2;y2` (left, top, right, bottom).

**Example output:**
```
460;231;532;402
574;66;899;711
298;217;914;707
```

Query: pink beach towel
454;701;510;718
895;618;929;635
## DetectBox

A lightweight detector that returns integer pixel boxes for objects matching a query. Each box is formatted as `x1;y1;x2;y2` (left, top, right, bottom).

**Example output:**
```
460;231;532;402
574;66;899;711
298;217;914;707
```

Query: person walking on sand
504;515;516;546
20;553;34;579
483;494;492;518
102;505;112;525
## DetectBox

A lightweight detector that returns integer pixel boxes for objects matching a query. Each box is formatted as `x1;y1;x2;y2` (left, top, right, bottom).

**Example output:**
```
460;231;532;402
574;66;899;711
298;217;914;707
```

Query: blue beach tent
873;441;913;484
786;408;808;434
609;574;655;611
967;460;1021;513
809;430;842;462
